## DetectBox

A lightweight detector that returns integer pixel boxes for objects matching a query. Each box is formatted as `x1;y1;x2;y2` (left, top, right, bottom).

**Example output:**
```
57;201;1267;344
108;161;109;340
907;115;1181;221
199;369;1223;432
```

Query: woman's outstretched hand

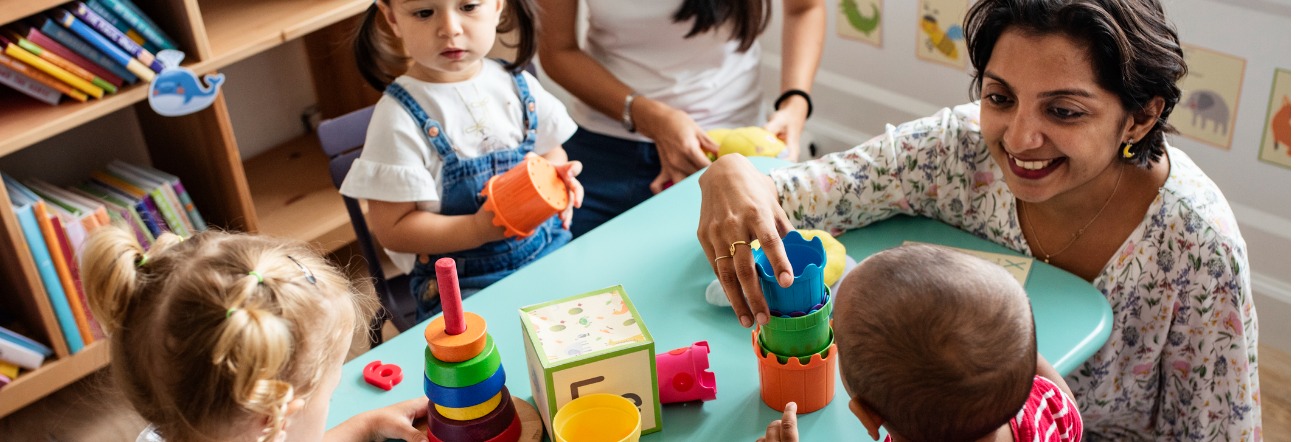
697;154;796;328
634;97;717;193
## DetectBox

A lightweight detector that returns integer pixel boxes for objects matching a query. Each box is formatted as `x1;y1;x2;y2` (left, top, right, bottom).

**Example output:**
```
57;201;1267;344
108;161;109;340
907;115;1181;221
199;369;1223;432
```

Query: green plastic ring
425;334;501;388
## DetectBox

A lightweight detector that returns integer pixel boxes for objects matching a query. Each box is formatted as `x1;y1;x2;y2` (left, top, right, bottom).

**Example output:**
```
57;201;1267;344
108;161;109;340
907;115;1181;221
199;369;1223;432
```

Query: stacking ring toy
434;392;502;421
425;334;501;387
425;364;506;408
425;312;488;363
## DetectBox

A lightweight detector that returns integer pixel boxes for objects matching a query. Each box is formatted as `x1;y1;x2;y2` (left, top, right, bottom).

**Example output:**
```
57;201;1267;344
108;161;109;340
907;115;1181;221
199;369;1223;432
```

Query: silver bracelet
621;93;639;133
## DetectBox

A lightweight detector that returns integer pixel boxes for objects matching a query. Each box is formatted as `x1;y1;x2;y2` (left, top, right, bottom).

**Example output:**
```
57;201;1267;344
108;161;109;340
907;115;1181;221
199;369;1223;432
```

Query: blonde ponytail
81;229;184;333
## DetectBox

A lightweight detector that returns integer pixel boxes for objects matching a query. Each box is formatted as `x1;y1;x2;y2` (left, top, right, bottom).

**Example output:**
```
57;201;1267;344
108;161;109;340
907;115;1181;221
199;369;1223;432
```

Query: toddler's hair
833;244;1036;442
355;0;539;91
81;227;378;442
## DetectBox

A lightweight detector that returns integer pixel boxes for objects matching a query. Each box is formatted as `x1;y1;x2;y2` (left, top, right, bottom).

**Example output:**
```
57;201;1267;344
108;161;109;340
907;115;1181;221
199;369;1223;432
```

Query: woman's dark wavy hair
673;0;771;52
964;0;1187;167
355;0;539;92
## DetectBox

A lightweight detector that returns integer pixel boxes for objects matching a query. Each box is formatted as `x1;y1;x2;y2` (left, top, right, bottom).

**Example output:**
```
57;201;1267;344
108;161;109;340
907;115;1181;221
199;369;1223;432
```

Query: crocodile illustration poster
914;0;967;70
1258;69;1289;168
1168;45;1246;150
148;50;226;117
837;0;882;46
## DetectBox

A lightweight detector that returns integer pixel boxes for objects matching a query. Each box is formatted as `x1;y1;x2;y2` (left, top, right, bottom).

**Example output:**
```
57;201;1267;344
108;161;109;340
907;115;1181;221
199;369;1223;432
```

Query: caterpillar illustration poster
1258;69;1289;168
837;0;883;46
1168;45;1246;150
915;0;967;70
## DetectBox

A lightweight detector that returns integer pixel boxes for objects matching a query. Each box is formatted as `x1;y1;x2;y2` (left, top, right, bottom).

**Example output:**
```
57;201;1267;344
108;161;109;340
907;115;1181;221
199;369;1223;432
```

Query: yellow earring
1122;140;1135;159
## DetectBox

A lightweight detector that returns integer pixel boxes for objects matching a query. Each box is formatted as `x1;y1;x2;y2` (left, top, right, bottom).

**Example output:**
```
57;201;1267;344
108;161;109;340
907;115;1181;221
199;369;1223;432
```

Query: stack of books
1;161;205;376
0;0;177;105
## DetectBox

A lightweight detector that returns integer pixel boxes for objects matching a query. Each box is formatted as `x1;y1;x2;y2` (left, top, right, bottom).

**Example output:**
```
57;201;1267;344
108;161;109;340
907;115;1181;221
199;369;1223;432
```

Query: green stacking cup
759;287;831;357
759;328;836;365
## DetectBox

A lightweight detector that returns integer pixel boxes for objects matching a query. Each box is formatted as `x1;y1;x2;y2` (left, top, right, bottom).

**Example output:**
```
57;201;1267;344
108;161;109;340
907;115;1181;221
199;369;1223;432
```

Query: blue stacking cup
754;231;826;316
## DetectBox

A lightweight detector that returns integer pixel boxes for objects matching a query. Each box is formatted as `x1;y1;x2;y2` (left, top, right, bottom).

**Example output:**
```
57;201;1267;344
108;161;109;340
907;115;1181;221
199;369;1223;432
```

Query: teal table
327;158;1112;440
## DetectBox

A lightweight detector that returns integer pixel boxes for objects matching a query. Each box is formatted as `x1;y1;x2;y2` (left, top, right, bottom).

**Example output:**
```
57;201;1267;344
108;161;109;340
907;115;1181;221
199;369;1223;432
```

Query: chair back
317;106;419;333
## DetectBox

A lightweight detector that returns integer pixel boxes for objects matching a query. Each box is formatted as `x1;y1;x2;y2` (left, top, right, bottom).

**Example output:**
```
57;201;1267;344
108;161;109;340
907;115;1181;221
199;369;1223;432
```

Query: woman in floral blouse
697;0;1259;440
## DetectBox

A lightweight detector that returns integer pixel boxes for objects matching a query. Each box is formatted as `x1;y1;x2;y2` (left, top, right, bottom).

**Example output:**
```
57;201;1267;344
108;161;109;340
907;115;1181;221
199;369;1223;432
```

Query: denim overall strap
384;82;459;161
509;68;539;150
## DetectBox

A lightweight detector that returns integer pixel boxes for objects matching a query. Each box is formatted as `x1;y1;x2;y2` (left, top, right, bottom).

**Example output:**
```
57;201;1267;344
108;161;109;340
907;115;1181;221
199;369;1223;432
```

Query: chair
317;106;421;346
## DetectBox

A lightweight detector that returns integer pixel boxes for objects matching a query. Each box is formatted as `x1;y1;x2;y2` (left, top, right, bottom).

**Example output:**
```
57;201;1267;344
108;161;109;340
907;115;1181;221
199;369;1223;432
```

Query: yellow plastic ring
433;392;502;421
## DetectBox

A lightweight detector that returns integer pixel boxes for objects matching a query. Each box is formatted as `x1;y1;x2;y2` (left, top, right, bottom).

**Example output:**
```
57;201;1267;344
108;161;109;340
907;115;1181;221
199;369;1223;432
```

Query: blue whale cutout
148;50;225;117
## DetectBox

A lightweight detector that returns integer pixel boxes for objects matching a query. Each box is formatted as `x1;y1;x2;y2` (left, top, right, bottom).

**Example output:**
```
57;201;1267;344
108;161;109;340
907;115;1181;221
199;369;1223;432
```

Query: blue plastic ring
424;364;507;408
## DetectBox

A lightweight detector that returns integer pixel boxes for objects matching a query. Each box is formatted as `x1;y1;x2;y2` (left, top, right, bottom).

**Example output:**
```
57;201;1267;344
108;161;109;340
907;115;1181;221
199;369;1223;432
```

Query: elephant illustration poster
837;0;883;46
1258;69;1289;168
915;0;968;70
1168;45;1246;149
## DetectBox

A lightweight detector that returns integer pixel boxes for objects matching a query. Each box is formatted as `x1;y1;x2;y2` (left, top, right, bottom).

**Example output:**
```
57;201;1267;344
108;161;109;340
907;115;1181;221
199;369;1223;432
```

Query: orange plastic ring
425;312;488;363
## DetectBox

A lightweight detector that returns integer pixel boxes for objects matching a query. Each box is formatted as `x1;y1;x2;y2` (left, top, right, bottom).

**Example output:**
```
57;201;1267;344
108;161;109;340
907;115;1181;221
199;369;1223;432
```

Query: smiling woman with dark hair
700;0;1260;440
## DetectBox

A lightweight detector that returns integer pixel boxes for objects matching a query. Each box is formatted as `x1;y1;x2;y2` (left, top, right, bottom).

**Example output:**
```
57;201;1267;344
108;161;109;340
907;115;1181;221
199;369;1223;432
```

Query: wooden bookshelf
0;0;378;419
244;134;356;251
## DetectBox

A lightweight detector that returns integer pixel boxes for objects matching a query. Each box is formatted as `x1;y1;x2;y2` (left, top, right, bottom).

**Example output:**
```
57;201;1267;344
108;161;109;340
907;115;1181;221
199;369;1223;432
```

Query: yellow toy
749;229;848;287
705;127;786;161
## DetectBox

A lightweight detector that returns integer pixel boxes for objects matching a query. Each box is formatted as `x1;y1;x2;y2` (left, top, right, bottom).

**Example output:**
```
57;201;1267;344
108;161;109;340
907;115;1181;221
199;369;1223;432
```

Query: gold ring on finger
729;240;750;256
714;255;734;263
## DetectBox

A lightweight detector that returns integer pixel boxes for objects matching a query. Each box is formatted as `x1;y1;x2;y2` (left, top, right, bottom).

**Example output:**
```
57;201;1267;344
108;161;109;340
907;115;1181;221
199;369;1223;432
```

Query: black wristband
774;89;813;119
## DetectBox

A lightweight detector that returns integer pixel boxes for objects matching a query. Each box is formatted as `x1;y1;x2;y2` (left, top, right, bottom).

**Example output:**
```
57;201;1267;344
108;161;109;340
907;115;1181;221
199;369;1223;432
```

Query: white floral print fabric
770;103;1260;441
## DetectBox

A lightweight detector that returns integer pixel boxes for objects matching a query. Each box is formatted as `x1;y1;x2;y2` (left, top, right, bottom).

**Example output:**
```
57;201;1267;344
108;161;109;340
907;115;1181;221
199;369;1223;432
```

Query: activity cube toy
519;285;661;440
480;153;568;239
423;258;537;442
751;234;837;413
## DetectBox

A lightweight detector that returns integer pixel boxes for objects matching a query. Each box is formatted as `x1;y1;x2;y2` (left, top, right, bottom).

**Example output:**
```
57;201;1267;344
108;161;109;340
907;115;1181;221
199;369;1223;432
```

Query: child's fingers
780;401;799;441
561;205;573;230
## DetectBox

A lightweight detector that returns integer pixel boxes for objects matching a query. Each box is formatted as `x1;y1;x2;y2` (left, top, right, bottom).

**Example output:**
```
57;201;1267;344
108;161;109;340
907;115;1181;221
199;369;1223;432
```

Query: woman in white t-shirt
343;0;583;320
539;0;825;236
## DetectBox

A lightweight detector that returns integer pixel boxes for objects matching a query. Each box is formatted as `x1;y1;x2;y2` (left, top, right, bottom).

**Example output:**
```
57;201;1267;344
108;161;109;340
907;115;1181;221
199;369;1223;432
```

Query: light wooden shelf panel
0;0;63;27
244;133;356;251
198;0;369;68
0;340;110;418
0;86;150;158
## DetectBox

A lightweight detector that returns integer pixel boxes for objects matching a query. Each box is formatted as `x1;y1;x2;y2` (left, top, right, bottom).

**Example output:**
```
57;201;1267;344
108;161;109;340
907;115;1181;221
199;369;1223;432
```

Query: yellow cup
553;393;642;442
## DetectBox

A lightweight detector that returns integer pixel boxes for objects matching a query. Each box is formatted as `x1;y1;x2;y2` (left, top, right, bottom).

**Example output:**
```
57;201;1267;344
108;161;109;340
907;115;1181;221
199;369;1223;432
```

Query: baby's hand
553;160;584;230
326;396;428;442
758;402;799;442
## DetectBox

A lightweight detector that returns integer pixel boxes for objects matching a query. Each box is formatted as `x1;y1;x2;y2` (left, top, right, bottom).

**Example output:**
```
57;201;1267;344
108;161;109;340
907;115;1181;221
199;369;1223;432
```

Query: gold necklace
1021;166;1125;264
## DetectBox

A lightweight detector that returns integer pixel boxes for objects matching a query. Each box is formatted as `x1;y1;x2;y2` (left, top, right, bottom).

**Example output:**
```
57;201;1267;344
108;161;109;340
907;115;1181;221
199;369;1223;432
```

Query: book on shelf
69;2;162;74
2;29;118;94
3;174;85;354
50;10;155;82
110;161;206;231
0;325;54;360
88;171;169;237
84;0;149;51
0;55;62;105
27;179;109;340
49;214;105;341
106;161;195;235
22;25;125;87
0;360;19;378
71;183;154;249
3;42;105;99
0;52;87;103
37;18;138;84
93;0;176;52
28;188;96;347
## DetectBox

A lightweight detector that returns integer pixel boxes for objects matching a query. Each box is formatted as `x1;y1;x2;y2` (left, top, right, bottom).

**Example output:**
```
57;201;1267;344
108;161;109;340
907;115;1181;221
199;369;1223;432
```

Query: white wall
753;0;1290;351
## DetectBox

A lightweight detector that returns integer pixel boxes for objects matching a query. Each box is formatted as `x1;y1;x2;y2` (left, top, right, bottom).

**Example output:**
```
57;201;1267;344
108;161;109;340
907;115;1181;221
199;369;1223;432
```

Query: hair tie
248;271;264;284
226;308;238;318
137;254;149;267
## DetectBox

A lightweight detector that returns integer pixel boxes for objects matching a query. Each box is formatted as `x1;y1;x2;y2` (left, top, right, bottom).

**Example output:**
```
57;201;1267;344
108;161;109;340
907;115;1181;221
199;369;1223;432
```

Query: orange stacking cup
751;329;837;413
481;154;569;238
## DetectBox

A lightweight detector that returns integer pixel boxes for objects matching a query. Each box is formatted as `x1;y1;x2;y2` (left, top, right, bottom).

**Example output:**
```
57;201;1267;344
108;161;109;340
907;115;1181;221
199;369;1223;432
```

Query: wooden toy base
417;396;543;442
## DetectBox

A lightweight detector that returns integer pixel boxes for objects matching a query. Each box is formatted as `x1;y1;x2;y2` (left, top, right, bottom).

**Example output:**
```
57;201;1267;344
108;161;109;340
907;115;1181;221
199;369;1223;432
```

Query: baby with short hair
759;243;1082;442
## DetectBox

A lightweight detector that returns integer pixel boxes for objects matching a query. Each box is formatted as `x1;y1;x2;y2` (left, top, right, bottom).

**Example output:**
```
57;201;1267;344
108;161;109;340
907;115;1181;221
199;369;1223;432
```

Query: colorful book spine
9;200;84;353
106;163;191;236
0;325;55;358
35;204;94;346
3;43;104;99
0;59;61;105
118;162;206;231
0;340;43;370
70;3;163;73
50;215;104;340
39;19;137;84
71;185;153;248
0;360;18;378
95;0;176;51
0;52;86;102
51;10;155;82
26;28;124;87
11;35;117;94
85;0;149;50
83;178;164;238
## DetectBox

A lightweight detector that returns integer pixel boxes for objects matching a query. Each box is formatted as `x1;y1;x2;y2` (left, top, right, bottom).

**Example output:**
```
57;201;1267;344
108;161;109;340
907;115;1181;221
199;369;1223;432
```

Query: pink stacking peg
435;258;465;335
